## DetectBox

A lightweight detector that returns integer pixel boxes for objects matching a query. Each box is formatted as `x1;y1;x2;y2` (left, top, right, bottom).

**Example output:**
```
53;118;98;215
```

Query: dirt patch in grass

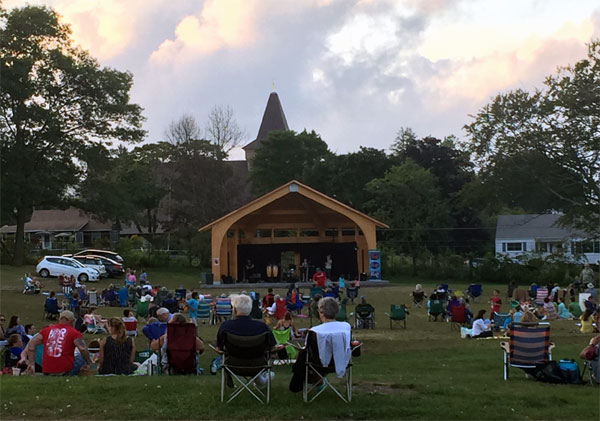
354;381;417;396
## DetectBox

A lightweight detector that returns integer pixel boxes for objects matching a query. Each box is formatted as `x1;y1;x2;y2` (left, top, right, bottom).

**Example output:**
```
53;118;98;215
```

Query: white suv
36;256;100;283
72;256;108;278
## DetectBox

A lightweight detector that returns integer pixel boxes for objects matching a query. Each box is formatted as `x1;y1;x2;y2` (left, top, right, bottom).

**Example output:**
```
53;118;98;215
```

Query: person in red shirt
312;268;327;288
25;310;92;375
489;289;502;314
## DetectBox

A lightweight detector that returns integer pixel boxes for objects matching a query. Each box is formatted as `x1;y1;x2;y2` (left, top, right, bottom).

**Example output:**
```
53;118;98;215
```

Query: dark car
85;254;125;278
64;249;124;264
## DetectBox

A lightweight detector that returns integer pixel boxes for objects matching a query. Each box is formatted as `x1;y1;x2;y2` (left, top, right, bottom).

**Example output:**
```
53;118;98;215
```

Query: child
581;310;594;334
489;290;502;314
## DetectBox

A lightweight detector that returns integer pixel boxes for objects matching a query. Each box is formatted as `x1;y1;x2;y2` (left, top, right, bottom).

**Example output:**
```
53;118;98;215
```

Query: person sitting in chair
44;291;63;319
217;294;275;353
84;307;109;331
411;284;426;307
98;318;137;375
151;313;204;373
289;297;352;392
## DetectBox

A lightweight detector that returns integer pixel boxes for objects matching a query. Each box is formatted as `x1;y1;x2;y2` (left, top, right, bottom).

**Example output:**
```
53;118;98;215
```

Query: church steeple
243;91;289;164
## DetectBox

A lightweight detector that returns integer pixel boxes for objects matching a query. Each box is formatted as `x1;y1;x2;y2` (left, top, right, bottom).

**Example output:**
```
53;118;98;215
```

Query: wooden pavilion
199;180;388;283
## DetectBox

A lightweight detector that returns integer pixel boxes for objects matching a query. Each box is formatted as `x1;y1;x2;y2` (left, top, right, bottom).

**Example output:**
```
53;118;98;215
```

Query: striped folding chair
501;322;554;380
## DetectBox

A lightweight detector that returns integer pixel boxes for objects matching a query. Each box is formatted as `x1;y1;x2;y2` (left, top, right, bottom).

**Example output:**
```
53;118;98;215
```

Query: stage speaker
368;250;381;280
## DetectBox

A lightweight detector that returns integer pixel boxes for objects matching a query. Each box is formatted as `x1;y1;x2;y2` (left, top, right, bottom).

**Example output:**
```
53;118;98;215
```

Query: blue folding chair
466;284;482;302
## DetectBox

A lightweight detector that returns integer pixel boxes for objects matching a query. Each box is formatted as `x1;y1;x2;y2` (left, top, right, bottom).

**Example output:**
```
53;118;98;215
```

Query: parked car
86;254;125;278
64;249;124;264
71;255;108;278
36;256;100;283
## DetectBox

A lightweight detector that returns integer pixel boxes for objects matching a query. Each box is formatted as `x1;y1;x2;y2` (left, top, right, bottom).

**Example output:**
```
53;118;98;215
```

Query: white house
495;214;600;264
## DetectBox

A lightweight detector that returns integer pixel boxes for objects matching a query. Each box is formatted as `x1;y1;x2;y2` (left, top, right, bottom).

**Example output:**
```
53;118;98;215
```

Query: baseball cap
59;310;75;321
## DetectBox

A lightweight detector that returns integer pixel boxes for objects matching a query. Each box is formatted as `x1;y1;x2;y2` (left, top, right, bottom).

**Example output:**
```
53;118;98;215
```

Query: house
0;207;163;250
495;214;600;263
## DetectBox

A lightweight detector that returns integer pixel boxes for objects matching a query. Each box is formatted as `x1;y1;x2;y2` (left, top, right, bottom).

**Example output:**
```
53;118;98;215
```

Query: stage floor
200;280;389;289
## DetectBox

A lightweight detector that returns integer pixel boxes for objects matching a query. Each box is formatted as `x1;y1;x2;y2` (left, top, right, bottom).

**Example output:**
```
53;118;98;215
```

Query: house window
300;229;319;237
505;242;523;252
341;228;355;236
571;240;600;254
325;229;338;237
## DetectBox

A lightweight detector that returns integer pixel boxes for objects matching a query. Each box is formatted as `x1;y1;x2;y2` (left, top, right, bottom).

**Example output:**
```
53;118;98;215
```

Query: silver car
36;256;100;283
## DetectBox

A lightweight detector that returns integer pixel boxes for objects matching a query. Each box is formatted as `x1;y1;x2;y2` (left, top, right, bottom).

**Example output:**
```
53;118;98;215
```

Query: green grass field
0;265;598;420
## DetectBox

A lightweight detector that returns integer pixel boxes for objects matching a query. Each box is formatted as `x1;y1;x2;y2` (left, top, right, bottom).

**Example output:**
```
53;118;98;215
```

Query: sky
6;0;600;159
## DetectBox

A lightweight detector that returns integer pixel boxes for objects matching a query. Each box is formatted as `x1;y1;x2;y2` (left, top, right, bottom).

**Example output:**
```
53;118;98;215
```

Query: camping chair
309;287;323;299
309;299;320;327
156;289;168;307
493;312;510;332
385;304;408;329
466;284;482;302
297;330;356;403
450;305;468;330
272;328;297;364
335;300;348;322
175;288;186;301
164;323;198;375
136;299;149;319
23;276;37;294
197;302;212;325
428;299;444;321
118;286;128;307
123;317;138;337
351;303;375;329
43;298;61;320
500;322;554;380
127;288;137;307
88;290;99;307
212;297;232;325
84;316;107;334
580;343;600;385
250;297;263;319
346;287;359;303
220;332;274;404
411;291;425;308
535;287;549;306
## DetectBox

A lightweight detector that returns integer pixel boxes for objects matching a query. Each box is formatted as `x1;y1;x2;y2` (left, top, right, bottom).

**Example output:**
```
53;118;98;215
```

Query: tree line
1;5;597;269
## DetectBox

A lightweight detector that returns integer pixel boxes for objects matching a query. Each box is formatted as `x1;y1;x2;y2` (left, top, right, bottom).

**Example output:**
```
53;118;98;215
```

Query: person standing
187;292;200;327
580;263;595;288
325;255;333;280
25;310;92;375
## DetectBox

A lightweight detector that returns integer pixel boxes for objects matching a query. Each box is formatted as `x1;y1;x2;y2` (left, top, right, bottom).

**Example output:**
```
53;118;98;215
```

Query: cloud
150;0;260;63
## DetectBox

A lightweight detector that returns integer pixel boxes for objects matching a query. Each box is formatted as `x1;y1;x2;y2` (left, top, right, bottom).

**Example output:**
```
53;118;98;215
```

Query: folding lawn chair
136;299;149;319
118;286;128;307
580;343;600;385
500;322;554;380
309;287;324;299
466;284;482;302
88;290;99;307
411;291;425;308
123;317;138;337
346;287;359;303
297;330;357;403
197;302;212;325
212;297;232;325
156;289;168;307
272;328;297;364
220;332;274;404
43;298;61;320
351;303;375;329
385;304;408;329
250;297;263;319
335;300;348;322
164;323;199;375
428;299;444;321
535;287;549;306
493;312;510;331
450;305;468;330
84;316;107;334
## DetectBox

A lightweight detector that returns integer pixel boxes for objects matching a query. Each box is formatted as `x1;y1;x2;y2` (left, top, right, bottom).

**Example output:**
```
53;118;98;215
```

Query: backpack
558;359;581;384
527;361;565;384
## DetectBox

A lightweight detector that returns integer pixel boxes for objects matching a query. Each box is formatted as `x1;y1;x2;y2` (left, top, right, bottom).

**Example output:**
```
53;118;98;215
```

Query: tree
465;40;600;234
249;130;332;194
0;6;145;264
205;105;245;161
165;114;201;148
366;160;452;272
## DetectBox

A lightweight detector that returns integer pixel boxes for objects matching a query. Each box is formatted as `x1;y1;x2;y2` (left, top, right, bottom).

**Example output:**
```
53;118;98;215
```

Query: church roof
243;91;289;151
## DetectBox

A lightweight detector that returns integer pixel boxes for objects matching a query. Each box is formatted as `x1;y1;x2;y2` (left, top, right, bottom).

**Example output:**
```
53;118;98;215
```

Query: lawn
0;265;598;420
